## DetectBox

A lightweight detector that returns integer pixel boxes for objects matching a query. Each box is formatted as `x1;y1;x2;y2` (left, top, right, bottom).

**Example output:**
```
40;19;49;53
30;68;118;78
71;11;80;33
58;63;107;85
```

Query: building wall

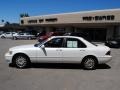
20;9;120;25
20;9;120;41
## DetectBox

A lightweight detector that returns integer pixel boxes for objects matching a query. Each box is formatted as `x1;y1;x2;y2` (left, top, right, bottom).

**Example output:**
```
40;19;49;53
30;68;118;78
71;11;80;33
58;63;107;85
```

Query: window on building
45;18;57;22
21;20;24;24
39;19;44;23
28;20;37;24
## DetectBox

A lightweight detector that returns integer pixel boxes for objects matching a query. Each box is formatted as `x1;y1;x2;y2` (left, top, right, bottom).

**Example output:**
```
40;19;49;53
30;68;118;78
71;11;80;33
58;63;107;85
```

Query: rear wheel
82;57;97;70
13;55;30;68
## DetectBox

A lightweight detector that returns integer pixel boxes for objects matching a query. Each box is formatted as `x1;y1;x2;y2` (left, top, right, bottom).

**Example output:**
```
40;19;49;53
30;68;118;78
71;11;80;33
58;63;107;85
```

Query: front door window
44;38;64;48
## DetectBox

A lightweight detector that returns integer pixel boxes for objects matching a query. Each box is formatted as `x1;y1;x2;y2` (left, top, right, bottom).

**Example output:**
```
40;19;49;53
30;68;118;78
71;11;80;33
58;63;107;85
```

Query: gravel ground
0;39;120;90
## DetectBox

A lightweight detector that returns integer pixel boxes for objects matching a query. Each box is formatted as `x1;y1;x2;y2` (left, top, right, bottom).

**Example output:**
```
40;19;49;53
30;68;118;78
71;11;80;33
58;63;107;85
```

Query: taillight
106;51;111;55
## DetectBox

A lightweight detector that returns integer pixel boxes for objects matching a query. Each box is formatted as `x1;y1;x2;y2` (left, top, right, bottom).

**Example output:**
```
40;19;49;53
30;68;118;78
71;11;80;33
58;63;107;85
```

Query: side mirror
41;45;45;49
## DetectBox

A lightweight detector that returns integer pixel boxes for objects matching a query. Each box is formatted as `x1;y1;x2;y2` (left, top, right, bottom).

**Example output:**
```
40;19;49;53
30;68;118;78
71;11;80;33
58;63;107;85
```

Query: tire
82;57;97;70
13;36;17;40
28;37;31;40
13;54;30;69
1;36;5;39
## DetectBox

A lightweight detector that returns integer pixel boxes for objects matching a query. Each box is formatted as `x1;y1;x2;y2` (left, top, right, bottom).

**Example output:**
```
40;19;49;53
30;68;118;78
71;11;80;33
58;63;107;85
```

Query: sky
0;0;120;23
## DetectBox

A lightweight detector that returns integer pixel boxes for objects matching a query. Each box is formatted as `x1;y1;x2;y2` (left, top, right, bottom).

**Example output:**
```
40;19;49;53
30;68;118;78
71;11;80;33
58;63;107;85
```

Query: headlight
8;51;13;55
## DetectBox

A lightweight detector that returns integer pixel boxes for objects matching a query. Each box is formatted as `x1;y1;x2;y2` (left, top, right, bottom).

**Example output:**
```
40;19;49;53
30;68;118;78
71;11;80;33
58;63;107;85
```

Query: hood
9;44;35;51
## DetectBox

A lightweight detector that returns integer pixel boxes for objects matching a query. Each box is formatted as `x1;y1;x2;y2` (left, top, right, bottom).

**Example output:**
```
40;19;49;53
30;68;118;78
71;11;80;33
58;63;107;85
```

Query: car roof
51;36;83;39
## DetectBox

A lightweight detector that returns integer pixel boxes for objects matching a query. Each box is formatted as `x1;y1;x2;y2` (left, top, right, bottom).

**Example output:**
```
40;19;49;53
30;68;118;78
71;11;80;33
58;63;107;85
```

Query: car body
13;32;36;40
5;36;112;70
105;39;120;48
0;32;17;39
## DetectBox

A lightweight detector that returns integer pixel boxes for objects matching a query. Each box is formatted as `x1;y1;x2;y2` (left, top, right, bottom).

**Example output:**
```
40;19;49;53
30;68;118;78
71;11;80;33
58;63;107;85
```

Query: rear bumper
98;56;112;64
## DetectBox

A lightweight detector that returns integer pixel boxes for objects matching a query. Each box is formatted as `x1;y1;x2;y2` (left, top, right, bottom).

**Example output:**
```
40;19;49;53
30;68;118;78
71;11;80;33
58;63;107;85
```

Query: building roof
21;8;120;19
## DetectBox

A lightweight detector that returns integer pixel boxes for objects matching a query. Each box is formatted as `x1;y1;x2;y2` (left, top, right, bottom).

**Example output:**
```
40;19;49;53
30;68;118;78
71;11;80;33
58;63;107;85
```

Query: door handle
80;50;85;51
56;49;62;51
56;49;59;51
59;49;62;51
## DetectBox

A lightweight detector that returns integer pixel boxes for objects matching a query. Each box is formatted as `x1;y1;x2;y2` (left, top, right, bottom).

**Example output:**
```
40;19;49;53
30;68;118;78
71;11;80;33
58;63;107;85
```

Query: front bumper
5;52;13;64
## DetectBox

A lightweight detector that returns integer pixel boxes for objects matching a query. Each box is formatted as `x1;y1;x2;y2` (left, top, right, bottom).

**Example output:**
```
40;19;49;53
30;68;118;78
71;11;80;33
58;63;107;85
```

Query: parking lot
0;39;120;90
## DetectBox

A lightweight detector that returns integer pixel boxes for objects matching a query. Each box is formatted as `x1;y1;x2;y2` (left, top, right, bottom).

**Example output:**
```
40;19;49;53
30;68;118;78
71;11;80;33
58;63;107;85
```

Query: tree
20;13;29;18
1;19;4;23
5;21;10;25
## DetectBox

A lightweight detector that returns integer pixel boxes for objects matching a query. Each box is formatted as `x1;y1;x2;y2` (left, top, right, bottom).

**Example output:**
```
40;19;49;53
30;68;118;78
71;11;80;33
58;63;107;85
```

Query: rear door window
65;38;86;48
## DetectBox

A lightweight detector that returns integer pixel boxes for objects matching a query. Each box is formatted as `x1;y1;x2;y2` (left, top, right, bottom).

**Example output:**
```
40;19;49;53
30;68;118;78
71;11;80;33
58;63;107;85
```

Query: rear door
62;38;87;63
5;32;12;38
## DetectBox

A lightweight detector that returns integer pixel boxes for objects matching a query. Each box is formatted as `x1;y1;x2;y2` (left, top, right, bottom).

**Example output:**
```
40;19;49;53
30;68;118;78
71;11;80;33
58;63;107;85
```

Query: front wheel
13;36;17;40
82;57;97;70
13;55;30;68
28;37;31;40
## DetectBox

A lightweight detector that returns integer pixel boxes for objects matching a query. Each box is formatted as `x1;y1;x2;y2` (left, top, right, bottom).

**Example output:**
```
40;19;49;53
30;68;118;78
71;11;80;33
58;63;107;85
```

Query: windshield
34;38;49;47
34;41;45;47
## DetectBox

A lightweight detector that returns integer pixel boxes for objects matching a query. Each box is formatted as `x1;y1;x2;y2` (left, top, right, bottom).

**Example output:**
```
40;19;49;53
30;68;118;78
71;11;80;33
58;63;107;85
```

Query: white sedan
5;36;112;70
12;33;35;40
0;32;17;39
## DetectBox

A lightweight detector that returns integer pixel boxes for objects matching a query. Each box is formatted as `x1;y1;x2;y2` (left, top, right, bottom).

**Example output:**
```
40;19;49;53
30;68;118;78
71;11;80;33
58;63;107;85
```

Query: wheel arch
12;53;31;63
81;55;98;64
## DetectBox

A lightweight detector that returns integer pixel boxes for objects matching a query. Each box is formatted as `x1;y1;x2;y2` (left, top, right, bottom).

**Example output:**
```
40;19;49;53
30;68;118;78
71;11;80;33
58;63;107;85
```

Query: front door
37;38;64;62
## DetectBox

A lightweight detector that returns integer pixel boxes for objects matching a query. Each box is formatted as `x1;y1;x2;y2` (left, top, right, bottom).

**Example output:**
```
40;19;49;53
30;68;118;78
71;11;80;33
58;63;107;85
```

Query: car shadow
96;64;111;69
30;63;111;70
31;63;82;70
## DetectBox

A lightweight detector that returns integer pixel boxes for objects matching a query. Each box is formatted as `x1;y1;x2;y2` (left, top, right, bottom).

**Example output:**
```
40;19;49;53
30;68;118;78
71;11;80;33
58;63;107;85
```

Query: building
20;8;120;41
